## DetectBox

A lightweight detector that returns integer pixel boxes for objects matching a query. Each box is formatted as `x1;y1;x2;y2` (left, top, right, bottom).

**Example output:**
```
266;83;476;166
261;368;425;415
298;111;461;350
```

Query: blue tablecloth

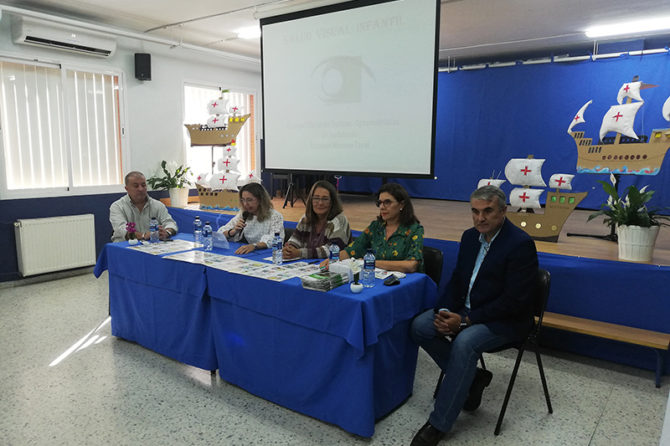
94;241;216;370
94;235;437;437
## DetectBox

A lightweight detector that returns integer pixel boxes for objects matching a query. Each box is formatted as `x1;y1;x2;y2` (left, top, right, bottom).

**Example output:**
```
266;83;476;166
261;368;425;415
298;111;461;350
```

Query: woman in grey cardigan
283;180;351;259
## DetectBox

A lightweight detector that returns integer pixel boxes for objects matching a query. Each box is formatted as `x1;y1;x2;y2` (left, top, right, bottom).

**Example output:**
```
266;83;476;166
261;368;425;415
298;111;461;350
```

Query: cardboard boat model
568;80;670;175
500;157;587;242
184;114;251;146
186;92;258;209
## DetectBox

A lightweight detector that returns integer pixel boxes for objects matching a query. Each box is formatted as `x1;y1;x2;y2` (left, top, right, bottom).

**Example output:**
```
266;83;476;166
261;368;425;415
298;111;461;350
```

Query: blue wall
0;191;167;282
340;52;670;211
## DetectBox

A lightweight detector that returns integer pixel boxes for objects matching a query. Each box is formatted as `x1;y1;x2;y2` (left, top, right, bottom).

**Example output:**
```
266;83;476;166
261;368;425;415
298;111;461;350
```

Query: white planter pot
169;187;189;208
616;225;660;262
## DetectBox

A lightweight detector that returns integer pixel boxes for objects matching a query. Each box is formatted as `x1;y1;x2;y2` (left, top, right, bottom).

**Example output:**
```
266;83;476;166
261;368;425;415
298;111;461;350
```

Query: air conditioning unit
11;16;117;57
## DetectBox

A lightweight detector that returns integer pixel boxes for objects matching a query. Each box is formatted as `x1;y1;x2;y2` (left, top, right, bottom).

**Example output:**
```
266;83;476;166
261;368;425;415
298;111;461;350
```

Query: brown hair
376;182;419;227
239;182;273;221
304;180;344;227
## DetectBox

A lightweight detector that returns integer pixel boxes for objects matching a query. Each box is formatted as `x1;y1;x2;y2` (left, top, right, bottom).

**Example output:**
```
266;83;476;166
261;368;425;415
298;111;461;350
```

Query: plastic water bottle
329;243;340;262
203;221;213;251
362;248;376;288
149;217;159;243
193;216;202;245
272;232;283;265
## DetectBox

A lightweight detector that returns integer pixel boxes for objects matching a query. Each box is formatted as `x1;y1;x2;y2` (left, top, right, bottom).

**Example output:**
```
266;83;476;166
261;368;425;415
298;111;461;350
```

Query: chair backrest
532;268;551;332
422;246;444;286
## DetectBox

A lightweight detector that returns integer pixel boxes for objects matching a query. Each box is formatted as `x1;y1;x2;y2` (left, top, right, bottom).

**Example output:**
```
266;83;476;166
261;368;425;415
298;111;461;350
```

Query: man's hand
433;310;462;336
158;226;171;240
235;244;256;254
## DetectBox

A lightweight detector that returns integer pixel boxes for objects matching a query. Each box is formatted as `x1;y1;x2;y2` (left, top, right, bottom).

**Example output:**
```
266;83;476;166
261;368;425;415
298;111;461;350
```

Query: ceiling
3;0;670;65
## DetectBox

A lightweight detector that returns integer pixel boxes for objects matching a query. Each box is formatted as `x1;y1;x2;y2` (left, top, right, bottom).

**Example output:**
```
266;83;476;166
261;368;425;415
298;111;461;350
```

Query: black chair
422;246;444;287
433;268;553;435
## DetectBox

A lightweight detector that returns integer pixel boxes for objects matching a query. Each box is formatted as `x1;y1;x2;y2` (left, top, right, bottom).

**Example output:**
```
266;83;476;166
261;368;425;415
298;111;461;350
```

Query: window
183;83;255;182
0;59;125;198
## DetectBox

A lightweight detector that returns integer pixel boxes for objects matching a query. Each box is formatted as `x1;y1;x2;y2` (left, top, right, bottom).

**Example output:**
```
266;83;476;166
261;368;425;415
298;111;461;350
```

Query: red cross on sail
549;174;574;190
599;102;643;140
567;100;592;133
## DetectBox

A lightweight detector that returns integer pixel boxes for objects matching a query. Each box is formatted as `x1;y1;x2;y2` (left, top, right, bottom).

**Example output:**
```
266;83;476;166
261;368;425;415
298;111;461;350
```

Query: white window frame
182;79;257;186
0;55;128;199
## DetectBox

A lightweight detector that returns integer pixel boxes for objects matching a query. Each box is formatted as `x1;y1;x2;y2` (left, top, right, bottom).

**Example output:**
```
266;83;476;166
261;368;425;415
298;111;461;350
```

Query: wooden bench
540;312;670;387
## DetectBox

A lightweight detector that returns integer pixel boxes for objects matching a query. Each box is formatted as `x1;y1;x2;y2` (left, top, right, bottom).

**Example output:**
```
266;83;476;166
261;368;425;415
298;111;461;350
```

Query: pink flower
126;222;136;233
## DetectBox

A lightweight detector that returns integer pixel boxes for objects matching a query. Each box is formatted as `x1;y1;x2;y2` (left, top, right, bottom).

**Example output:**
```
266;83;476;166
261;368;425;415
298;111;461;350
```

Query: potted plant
126;222;139;245
588;175;669;261
147;160;192;207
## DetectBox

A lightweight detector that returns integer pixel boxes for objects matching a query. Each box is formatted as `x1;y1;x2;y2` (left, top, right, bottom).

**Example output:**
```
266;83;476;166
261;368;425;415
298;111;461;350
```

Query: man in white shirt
109;171;178;242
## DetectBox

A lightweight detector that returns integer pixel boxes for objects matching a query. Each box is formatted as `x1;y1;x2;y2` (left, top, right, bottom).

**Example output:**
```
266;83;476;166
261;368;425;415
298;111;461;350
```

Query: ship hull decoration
568;80;670;175
185;114;251;146
500;158;587;243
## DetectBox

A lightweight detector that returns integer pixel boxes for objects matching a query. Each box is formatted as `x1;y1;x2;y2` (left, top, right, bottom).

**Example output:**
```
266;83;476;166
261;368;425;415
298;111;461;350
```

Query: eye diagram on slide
311;56;374;104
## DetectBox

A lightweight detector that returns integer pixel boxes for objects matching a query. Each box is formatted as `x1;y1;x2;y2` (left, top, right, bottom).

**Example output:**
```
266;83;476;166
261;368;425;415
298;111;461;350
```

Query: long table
94;236;437;437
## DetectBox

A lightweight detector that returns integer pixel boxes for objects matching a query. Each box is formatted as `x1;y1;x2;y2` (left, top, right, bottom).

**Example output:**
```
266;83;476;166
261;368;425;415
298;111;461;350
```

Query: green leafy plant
588;176;669;228
147;160;191;190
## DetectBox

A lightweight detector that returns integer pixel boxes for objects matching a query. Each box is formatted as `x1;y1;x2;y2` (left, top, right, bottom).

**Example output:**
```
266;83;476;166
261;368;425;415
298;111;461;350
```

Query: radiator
14;214;96;277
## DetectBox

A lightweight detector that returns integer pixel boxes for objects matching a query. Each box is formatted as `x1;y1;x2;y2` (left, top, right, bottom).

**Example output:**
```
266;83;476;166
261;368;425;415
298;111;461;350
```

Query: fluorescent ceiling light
585;17;670;38
236;26;261;39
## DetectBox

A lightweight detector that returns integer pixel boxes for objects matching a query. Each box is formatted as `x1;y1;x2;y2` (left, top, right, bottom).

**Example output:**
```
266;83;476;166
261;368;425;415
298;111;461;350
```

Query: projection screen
260;0;439;178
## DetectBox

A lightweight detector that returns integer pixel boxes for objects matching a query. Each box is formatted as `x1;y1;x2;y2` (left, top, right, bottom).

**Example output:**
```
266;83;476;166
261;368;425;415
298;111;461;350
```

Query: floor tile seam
587;384;615;446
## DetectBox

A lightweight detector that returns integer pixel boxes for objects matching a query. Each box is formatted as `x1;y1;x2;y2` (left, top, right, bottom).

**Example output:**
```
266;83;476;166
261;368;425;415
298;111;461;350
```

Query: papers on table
127;239;200;255
163;251;321;282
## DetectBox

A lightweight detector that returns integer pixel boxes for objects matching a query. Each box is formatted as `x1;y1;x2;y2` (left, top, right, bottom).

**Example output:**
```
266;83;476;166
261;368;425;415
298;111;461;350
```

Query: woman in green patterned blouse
341;183;424;273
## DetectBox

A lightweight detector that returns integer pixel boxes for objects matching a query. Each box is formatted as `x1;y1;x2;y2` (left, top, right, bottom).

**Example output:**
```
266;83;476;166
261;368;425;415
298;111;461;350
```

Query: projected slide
261;0;438;177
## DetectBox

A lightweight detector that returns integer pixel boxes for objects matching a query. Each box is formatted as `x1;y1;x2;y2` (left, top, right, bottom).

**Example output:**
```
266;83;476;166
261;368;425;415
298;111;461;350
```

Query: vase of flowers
147;160;192;208
126;222;139;245
588;175;668;262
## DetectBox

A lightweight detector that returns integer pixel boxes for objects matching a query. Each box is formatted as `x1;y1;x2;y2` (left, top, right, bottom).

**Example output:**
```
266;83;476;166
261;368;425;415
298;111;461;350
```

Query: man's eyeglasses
375;199;396;207
312;196;331;203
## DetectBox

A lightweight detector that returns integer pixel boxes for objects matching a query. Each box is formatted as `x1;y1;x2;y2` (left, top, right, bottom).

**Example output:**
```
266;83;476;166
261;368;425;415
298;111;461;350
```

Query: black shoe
462;368;493;412
410;421;445;446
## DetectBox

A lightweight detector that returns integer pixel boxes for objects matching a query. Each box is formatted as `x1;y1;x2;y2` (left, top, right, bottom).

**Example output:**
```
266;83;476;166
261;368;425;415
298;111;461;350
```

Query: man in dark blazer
410;185;538;446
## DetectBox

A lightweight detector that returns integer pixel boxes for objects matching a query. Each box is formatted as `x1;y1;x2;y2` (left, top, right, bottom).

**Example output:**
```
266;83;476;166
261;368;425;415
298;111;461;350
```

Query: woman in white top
219;182;284;254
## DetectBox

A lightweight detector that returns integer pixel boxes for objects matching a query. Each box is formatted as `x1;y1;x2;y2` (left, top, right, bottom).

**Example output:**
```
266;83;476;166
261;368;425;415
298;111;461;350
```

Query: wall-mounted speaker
134;53;151;81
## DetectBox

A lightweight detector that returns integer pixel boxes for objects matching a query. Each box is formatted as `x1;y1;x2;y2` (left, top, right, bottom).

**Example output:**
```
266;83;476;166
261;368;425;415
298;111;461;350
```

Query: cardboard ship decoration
185;91;260;210
184;92;251;146
568;79;670;175
481;157;587;242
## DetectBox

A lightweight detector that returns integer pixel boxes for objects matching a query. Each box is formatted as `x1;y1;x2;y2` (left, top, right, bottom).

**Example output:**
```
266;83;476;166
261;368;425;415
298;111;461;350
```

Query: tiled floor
1;272;668;445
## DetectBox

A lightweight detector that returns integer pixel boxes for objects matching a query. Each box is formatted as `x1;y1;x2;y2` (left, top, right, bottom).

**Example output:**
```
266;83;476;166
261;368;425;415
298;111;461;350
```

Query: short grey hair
471;185;506;210
125;171;145;185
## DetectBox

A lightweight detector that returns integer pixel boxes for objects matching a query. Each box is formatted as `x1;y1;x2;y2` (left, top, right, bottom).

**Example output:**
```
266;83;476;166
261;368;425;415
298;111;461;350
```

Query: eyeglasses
240;197;257;204
375;199;397;207
311;196;331;203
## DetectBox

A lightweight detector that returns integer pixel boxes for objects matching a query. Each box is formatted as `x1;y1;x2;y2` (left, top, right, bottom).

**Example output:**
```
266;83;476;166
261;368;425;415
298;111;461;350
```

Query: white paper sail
509;187;543;209
237;171;261;187
207;99;228;115
195;172;213;187
548;174;574;190
229;105;243;115
477;178;506;189
616;81;643;104
599;102;643;140
207;115;228;128
504;158;546;187
663;96;670;122
209;172;240;191
567;100;592;133
217;157;240;172
222;145;238;156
